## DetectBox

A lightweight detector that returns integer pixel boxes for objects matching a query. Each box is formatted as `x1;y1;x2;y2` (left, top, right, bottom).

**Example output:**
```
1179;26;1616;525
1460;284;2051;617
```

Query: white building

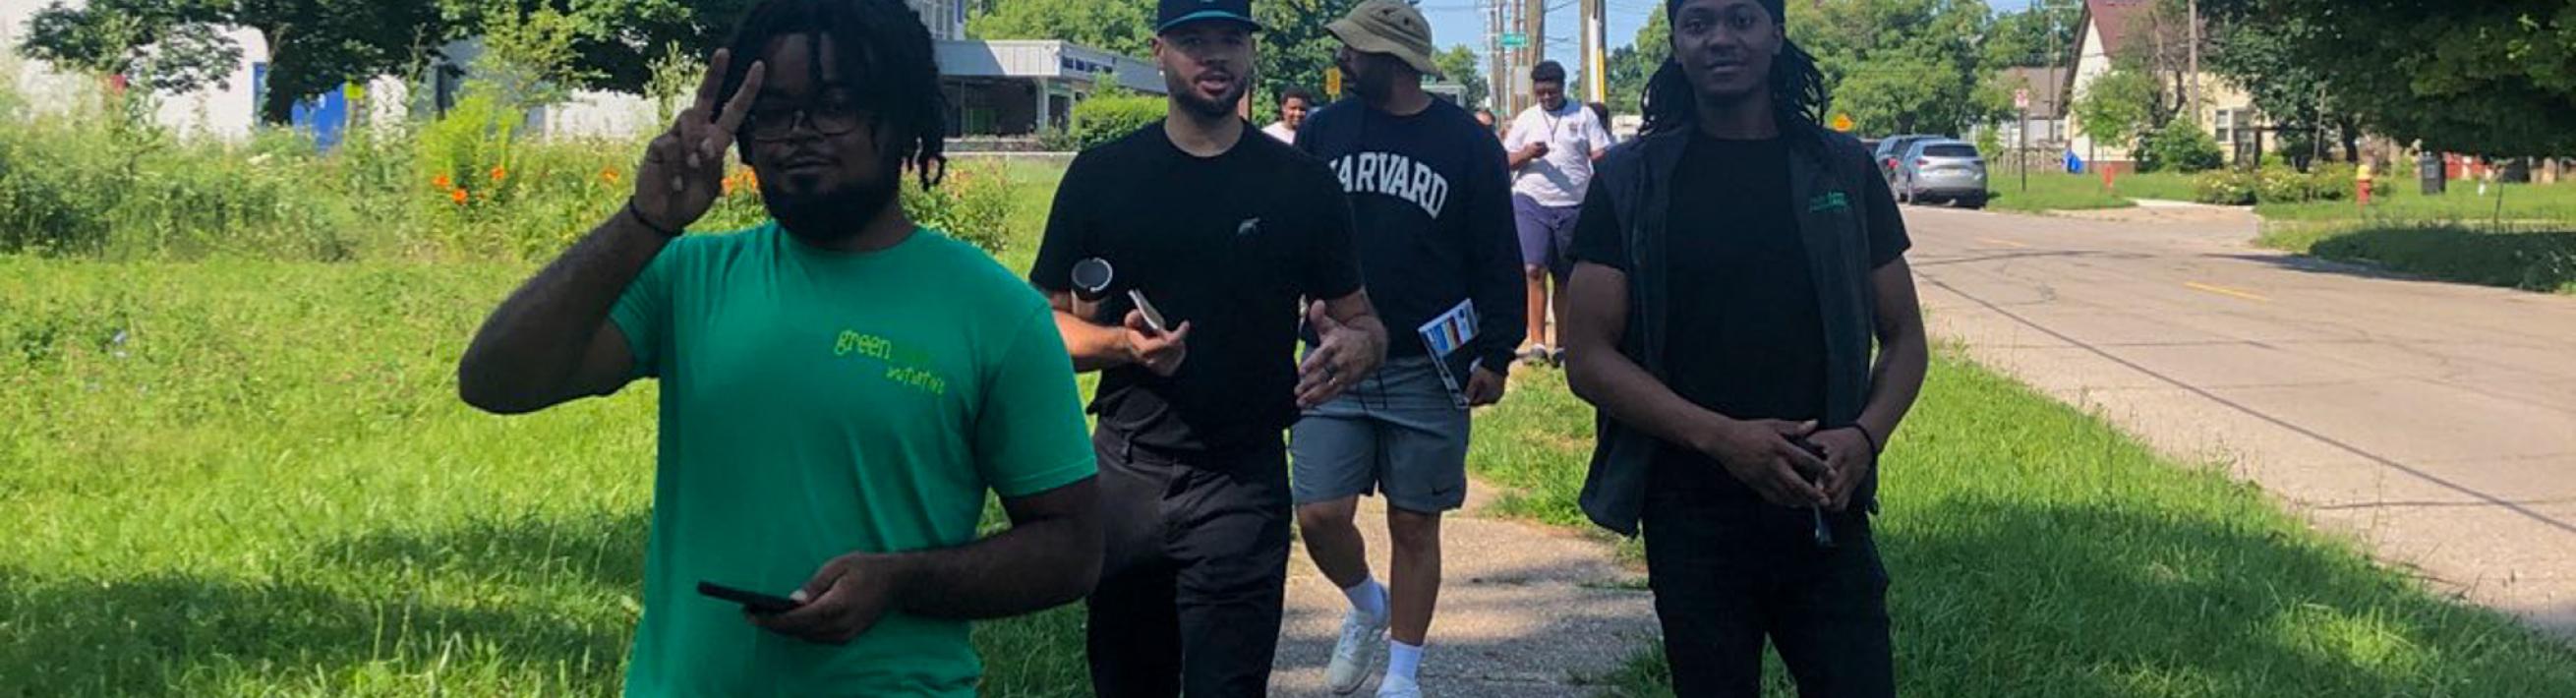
2062;0;2273;173
1;0;1161;143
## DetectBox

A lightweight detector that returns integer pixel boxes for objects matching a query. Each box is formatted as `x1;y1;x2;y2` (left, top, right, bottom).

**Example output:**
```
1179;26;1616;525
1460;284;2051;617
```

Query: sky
1419;0;2042;87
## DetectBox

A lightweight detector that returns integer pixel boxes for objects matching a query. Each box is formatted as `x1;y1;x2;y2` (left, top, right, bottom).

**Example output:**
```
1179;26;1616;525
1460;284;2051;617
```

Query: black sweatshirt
1296;97;1527;377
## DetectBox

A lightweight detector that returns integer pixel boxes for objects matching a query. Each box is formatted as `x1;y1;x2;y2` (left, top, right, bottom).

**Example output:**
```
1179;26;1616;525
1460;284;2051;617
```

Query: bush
1066;94;1163;150
0;68;1021;262
2137;120;2225;174
2195;169;2258;205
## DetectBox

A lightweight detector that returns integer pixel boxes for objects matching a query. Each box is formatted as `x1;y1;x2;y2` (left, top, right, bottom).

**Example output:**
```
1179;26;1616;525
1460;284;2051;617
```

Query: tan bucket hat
1327;0;1442;79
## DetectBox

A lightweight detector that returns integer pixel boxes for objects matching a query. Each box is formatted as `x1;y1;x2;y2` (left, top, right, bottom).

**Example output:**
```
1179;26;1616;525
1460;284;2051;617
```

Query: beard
762;159;902;246
1167;75;1246;120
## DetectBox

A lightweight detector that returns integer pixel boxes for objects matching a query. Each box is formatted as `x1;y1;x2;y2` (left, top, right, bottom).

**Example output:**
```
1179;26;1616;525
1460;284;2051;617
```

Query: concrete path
1902;204;2576;638
1269;483;1659;697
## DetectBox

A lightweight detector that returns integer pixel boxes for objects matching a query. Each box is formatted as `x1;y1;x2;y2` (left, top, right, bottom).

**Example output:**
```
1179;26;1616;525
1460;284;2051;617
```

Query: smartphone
697;580;801;615
1128;289;1169;333
1790;438;1838;549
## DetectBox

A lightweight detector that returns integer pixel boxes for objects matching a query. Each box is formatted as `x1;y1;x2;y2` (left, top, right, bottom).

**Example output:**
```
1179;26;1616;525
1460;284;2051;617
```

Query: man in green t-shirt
455;2;1102;695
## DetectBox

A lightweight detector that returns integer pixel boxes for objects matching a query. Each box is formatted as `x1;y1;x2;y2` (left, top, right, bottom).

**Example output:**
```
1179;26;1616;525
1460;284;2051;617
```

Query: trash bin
2420;151;2446;195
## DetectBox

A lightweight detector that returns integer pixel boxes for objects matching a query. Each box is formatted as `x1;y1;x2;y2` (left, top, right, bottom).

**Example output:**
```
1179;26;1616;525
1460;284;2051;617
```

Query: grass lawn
1476;352;2576;697
2257;182;2576;224
1983;172;2204;212
9;159;2573;696
2259;223;2576;294
1984;173;2135;212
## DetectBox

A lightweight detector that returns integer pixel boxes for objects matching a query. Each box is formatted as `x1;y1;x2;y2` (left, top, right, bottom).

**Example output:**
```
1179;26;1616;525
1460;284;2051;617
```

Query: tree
18;0;454;124
2070;66;2156;154
2200;0;2576;159
967;0;1363;114
1604;9;1668;115
1787;0;1996;136
967;0;1155;58
1433;44;1487;110
17;0;241;96
1253;0;1364;113
1980;0;2079;69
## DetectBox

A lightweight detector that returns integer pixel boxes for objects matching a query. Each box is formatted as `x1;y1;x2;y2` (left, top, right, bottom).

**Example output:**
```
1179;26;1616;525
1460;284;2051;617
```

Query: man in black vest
1559;0;1928;695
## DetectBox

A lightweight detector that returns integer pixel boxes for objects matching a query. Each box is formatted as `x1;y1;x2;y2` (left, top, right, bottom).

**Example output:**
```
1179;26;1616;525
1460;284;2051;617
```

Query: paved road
1903;204;2576;637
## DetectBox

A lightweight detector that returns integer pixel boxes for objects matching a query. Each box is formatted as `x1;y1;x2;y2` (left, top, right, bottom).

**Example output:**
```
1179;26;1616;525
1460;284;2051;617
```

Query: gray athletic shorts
1290;357;1472;513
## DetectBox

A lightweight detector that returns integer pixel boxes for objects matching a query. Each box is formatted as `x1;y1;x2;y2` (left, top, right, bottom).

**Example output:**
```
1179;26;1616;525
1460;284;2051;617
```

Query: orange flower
432;173;452;191
738;168;758;191
489;165;507;183
722;174;737;197
599;166;620;184
451;188;469;204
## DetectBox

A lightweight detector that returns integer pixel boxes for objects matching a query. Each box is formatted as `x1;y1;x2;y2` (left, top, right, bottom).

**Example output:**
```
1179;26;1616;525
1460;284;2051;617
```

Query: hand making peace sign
628;49;770;236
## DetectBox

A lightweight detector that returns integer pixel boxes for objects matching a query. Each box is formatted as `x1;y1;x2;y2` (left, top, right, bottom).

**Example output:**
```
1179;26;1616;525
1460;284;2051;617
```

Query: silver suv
1893;140;1988;208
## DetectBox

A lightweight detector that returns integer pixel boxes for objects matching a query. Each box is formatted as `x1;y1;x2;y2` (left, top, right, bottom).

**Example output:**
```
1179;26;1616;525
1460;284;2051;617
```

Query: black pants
1085;429;1292;698
1642;489;1895;698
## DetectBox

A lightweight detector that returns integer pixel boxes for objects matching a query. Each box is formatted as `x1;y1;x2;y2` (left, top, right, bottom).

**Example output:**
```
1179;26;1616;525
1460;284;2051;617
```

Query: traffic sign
1325;67;1342;98
1831;113;1855;133
1500;32;1528;48
2015;88;2031;111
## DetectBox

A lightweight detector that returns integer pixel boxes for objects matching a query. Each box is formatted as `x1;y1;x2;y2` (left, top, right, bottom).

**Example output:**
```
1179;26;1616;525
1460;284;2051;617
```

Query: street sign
1500;32;1528;48
1325;67;1342;98
2015;88;2031;111
1830;113;1854;133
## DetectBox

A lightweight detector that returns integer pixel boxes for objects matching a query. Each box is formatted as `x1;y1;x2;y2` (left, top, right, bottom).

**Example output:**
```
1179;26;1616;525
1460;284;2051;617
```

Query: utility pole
1582;0;1608;105
1524;0;1546;112
1489;0;1505;113
2187;0;2200;119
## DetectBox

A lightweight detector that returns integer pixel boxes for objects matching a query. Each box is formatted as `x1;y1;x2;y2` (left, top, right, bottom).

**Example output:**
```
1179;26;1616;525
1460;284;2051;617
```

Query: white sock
1343;577;1388;620
1386;639;1424;681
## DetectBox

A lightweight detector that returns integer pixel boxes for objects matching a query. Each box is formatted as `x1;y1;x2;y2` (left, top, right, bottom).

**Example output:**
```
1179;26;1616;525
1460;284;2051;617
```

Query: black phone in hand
698;581;800;614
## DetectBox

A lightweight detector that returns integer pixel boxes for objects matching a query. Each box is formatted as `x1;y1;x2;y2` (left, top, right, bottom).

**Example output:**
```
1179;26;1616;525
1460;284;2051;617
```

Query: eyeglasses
742;101;872;141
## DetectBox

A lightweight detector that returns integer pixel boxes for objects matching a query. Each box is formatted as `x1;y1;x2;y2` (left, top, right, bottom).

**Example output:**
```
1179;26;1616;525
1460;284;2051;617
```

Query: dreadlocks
1640;0;1830;137
719;0;949;189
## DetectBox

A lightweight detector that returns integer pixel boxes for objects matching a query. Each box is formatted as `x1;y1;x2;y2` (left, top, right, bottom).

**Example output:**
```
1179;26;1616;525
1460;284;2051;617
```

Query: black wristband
1851;423;1884;456
625;201;682;238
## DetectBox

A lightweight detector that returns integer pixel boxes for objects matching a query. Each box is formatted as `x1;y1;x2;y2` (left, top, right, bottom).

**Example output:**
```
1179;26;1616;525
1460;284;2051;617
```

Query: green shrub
1067;94;1163;150
2194;169;2258;205
2137;120;2225;174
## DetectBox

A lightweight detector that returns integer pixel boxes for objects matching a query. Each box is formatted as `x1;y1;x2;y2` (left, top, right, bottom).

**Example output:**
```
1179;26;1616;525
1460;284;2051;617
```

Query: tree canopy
1787;0;1996;136
2200;0;2576;155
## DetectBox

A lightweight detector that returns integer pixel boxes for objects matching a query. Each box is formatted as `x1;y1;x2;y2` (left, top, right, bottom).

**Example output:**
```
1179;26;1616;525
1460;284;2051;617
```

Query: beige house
2063;0;2272;173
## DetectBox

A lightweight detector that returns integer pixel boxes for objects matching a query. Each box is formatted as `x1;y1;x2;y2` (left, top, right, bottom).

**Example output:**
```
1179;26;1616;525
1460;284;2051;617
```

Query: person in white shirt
1503;60;1612;364
1263;86;1317;144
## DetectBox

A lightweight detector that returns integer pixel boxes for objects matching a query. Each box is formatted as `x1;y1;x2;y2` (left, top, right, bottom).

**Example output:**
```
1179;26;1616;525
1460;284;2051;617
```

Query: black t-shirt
1570;134;1910;497
1030;121;1364;453
1293;98;1524;374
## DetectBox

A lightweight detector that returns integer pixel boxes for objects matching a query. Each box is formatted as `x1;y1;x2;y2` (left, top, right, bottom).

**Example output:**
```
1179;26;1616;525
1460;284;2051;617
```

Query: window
1923;145;1979;158
2214;109;2235;147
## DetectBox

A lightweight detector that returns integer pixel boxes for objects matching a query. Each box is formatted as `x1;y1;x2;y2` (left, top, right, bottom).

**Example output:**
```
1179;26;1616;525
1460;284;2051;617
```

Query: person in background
1560;0;1928;695
1031;0;1390;693
453;1;1104;695
1474;108;1499;137
1503;60;1612;366
1265;86;1317;144
1587;101;1619;146
1289;1;1524;696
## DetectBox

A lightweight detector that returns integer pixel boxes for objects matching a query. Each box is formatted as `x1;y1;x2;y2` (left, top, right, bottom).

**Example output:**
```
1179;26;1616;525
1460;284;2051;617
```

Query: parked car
1873;135;1940;180
1893;140;1989;207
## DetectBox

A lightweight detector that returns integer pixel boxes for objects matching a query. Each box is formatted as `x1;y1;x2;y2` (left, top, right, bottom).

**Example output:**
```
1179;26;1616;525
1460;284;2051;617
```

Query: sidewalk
1268;482;1660;697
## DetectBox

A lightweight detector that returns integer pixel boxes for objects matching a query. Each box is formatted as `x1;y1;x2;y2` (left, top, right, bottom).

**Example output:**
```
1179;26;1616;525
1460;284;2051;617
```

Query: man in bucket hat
1288;2;1525;696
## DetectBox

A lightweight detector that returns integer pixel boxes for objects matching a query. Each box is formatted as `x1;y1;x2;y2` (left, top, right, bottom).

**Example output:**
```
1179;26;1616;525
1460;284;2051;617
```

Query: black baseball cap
1158;0;1262;33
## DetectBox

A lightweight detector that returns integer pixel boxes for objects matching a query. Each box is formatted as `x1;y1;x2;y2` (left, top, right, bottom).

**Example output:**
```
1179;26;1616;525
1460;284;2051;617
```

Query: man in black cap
1561;0;1926;695
1030;0;1390;695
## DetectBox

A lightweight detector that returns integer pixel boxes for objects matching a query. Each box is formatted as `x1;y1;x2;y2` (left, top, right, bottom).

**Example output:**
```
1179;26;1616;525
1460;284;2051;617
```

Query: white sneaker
1376;672;1422;698
1326;609;1388;694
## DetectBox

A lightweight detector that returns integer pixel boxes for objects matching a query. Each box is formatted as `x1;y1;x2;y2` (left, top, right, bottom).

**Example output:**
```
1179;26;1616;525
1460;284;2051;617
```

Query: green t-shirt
610;223;1096;697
